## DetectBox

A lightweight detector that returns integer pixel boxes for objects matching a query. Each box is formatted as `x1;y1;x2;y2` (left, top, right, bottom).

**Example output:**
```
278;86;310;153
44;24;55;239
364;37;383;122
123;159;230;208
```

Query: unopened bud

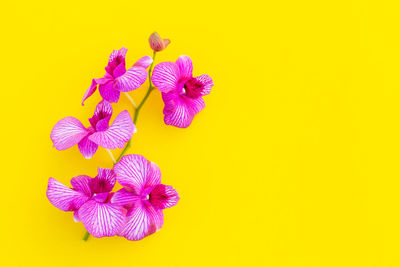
149;32;170;52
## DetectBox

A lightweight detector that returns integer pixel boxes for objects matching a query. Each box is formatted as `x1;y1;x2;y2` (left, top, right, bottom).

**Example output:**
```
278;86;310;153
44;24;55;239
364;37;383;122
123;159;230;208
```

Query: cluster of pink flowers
47;33;214;241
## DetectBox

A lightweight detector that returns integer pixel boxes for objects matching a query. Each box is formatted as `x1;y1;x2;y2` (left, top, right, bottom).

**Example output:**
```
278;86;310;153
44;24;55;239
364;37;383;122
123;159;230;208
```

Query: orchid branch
82;52;157;241
49;33;184;243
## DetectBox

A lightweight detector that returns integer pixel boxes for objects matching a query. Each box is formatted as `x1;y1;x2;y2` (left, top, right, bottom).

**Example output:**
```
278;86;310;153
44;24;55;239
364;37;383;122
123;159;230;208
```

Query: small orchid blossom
151;56;214;128
82;47;153;105
47;168;125;238
51;100;135;159
111;155;180;241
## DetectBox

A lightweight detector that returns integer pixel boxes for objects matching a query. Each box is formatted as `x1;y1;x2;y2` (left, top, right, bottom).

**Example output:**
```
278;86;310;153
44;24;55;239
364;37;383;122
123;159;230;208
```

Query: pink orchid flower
82;47;153;105
111;155;180;241
46;168;125;238
51;100;135;159
151;55;214;128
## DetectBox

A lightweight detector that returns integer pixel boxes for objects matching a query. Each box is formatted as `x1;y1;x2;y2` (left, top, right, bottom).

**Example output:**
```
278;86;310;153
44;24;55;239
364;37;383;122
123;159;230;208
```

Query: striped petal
151;62;180;93
162;92;205;128
93;100;113;118
118;202;164;241
133;56;153;69
78;200;125;238
78;135;99;159
70;175;92;196
146;161;162;188
111;188;140;206
99;81;121;103
185;74;214;98
89;100;113;131
112;62;126;78
114;66;147;92
82;77;111;106
90;168;116;193
50;117;89;150
176;55;193;81
47;178;89;212
150;184;180;210
89;110;135;149
106;47;127;75
113;154;156;193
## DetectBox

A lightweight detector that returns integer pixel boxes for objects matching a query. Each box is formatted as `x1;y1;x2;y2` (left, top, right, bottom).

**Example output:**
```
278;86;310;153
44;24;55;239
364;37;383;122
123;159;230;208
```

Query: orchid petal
162;92;205;128
118;202;163;241
176;55;193;81
89;110;135;149
95;118;110;132
113;154;152;193
111;188;140;206
185;74;214;98
146;162;161;188
78;200;125;238
99;81;121;103
78;135;99;159
82;79;98;106
90;168;116;193
133;56;153;69
73;211;80;222
108;47;128;63
114;66;147;92
106;47;127;75
82;77;110;106
70;175;92;196
93;100;113;118
163;39;171;48
51;117;89;150
151;62;180;93
150;184;180;210
47;178;89;212
112;62;126;78
89;100;113;131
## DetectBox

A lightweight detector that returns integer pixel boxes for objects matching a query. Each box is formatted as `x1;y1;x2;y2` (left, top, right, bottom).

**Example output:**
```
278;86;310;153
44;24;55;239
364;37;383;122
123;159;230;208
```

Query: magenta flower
46;168;125;238
111;155;180;241
82;47;153;105
151;55;214;128
51;100;135;159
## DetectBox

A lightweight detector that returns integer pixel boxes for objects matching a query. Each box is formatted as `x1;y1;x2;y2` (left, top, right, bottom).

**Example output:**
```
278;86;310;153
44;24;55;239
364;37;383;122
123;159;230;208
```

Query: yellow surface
1;0;399;266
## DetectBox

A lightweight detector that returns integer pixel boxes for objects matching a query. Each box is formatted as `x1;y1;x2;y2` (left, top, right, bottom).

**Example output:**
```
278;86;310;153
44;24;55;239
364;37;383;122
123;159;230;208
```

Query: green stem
114;51;157;165
83;231;90;241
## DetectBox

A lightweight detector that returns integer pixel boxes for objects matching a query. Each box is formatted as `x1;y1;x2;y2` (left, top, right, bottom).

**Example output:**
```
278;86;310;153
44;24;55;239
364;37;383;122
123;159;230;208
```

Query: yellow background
1;0;399;266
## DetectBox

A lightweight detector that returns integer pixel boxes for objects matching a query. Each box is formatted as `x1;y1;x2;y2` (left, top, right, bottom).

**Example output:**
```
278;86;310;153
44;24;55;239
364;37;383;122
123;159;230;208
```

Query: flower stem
83;231;90;241
114;51;157;165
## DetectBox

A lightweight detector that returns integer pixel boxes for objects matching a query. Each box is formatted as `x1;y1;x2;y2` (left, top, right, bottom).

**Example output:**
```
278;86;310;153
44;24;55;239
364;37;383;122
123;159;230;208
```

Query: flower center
183;78;203;98
92;192;109;203
141;187;153;202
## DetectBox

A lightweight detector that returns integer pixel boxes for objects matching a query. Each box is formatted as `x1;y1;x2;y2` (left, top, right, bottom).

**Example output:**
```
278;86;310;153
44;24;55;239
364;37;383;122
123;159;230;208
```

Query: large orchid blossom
51;100;135;159
151;55;214;128
82;47;153;105
47;168;125;238
111;155;180;241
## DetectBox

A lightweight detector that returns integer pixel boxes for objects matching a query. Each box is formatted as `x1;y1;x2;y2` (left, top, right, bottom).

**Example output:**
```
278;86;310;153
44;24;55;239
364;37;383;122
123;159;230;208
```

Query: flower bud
149;32;170;52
